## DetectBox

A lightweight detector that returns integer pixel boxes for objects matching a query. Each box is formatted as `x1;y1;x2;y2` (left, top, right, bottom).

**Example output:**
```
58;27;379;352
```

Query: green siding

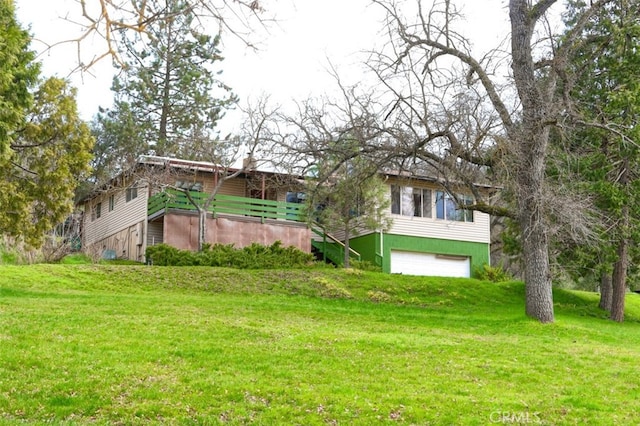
349;232;489;277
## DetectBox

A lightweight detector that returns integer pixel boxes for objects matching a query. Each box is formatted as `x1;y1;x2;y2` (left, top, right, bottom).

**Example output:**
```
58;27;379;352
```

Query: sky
13;0;529;128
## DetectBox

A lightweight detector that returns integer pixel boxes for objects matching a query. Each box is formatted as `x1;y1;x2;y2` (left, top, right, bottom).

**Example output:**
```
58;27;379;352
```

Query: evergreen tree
0;0;38;155
98;0;236;165
1;77;94;247
558;0;640;321
0;2;93;247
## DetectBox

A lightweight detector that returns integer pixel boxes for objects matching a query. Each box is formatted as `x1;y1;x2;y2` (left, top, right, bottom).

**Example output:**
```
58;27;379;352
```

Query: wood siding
147;220;164;246
327;179;490;244
385;180;490;244
82;183;149;255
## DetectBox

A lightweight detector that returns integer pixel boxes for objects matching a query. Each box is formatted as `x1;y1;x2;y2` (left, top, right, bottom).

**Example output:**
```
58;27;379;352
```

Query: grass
1;265;640;425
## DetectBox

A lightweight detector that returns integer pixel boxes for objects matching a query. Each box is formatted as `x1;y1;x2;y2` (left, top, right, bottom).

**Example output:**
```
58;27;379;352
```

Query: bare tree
364;0;613;322
41;0;271;71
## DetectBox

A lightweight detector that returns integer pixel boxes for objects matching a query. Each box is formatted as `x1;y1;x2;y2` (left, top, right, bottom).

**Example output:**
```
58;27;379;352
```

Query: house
80;156;310;262
343;173;491;278
80;156;490;278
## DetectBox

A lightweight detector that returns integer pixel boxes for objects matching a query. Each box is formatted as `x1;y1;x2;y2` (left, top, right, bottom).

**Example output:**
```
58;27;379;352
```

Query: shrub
350;259;382;272
367;290;394;303
146;242;315;269
474;263;512;282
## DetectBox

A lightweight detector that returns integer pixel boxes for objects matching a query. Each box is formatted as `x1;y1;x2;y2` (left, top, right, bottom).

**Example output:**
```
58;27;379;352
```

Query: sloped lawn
1;265;639;424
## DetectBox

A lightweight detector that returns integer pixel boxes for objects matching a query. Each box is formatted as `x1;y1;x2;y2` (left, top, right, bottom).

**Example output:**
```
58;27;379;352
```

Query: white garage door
390;250;470;278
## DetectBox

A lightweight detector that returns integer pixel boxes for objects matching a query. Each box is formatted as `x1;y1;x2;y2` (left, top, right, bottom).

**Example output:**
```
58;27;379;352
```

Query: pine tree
101;0;236;163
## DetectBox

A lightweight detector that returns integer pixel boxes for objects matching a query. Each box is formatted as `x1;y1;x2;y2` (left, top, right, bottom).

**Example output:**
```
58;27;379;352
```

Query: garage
390;250;470;278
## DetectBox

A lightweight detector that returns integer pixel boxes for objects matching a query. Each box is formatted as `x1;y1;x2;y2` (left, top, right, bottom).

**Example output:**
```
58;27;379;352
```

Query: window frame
435;191;474;223
126;187;138;202
391;185;433;218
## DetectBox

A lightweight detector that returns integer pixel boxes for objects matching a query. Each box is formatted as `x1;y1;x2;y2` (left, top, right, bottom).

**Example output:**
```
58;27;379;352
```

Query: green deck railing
148;189;306;222
148;190;359;266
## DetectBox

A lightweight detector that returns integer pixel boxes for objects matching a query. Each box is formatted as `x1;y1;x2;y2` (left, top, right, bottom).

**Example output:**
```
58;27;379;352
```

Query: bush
474;263;512;282
146;241;316;269
350;259;382;272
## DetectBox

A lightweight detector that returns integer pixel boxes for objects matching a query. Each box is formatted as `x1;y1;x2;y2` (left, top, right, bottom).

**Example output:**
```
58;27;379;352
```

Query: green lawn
1;265;640;425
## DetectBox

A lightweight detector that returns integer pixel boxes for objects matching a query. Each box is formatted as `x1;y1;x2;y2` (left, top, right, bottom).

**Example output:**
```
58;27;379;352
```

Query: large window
391;185;474;222
435;191;474;222
391;185;432;218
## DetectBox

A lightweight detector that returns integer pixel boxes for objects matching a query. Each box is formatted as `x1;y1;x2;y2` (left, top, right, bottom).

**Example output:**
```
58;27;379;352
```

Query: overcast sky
14;0;527;127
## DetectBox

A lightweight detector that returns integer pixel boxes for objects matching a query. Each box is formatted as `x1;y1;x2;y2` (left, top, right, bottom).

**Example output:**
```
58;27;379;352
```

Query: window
391;185;432;218
126;187;138;202
436;191;474;222
286;192;306;204
95;202;102;219
108;195;115;212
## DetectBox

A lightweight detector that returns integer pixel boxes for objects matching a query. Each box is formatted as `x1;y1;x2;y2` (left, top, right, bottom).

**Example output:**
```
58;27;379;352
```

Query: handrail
311;224;361;266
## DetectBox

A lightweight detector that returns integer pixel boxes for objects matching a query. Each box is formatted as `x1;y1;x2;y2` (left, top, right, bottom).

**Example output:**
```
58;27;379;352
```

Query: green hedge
146;241;316;269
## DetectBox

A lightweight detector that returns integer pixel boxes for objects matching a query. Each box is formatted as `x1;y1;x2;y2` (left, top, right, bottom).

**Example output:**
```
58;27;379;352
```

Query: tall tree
89;102;147;186
1;77;94;247
107;0;236;160
556;0;640;321
69;0;268;70
364;0;616;322
0;1;93;247
0;0;38;156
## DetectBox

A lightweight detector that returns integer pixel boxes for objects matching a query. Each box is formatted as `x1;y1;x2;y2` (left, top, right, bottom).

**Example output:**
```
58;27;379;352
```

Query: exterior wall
326;180;490;245
163;212;311;253
147;219;164;246
349;232;490;276
216;177;246;197
383;179;490;244
84;223;145;262
82;183;149;261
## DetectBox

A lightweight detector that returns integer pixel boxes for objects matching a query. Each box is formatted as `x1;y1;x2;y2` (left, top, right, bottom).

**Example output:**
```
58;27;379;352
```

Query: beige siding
383;181;490;244
217;178;246;197
83;183;149;247
147;220;164;246
388;212;490;243
84;223;145;261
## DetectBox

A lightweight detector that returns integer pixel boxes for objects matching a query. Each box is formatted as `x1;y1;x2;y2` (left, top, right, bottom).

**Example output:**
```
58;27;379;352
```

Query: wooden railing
148;189;306;222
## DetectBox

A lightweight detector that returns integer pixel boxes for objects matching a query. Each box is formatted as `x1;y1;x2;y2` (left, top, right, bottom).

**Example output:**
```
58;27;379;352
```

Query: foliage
1;76;93;248
146;241;315;269
0;0;38;157
3;264;640;423
350;259;382;272
553;0;640;320
309;152;392;268
94;0;236;168
89;102;147;186
59;253;94;265
474;263;513;283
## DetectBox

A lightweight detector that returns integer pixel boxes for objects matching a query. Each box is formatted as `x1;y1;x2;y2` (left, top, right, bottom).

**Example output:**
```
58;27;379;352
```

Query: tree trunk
510;0;556;323
519;204;554;323
343;226;351;269
610;206;629;322
598;271;613;312
198;208;207;252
